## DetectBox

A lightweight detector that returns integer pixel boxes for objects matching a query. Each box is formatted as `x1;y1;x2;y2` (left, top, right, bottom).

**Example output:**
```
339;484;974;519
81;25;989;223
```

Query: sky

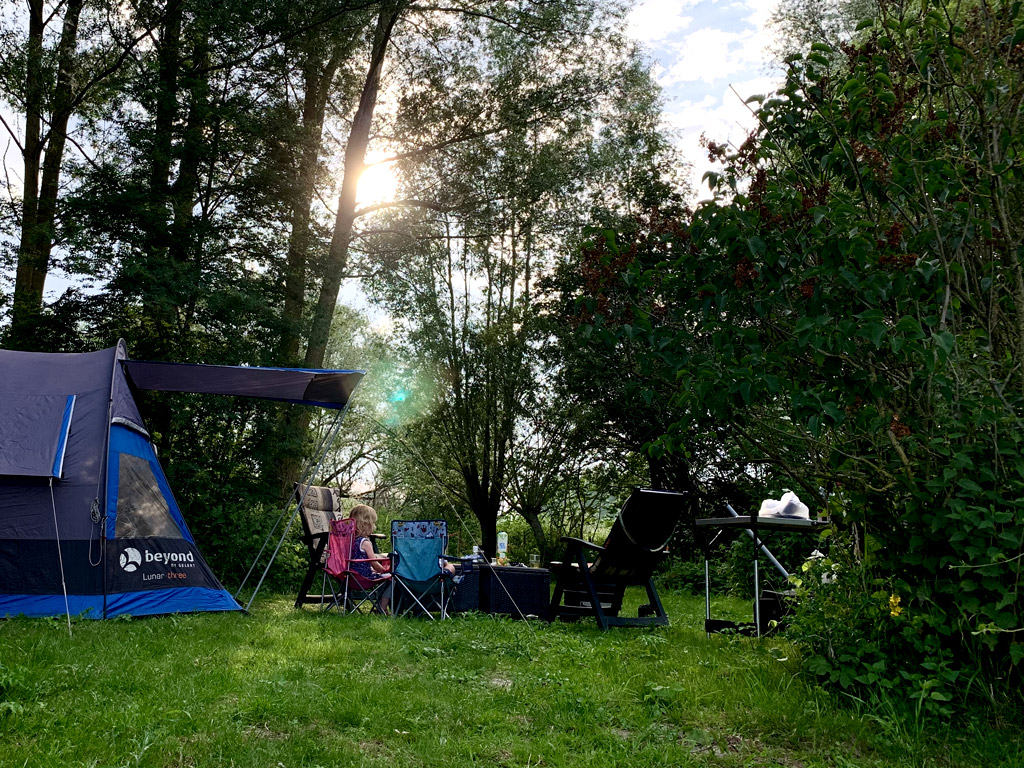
626;0;785;201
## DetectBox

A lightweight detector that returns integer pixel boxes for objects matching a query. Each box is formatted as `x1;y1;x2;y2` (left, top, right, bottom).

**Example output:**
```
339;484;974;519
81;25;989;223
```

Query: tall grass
0;592;1018;767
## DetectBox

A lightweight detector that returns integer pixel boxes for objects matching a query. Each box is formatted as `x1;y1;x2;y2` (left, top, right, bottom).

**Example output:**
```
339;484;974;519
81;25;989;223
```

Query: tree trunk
519;503;548;563
471;500;499;560
465;466;502;558
9;0;86;348
135;0;184;362
169;25;211;334
304;1;403;370
277;44;348;365
272;3;402;496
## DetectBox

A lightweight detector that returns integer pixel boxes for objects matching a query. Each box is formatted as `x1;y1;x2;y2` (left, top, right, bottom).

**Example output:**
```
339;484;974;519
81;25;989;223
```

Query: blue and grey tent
0;340;362;619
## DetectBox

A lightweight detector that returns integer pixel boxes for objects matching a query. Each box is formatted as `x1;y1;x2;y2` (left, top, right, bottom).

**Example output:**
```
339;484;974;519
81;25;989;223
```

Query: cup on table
529;554;541;568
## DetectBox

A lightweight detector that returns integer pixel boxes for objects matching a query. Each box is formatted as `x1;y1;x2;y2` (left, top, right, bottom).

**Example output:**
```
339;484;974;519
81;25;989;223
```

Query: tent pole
241;407;348;611
234;407;345;600
234;408;347;599
100;352;119;620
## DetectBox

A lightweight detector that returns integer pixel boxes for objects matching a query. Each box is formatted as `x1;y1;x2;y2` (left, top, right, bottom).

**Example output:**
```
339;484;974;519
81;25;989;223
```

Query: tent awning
122;361;364;409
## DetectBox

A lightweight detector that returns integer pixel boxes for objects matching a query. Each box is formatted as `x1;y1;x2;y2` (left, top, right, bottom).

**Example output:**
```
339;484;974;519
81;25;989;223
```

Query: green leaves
553;0;1024;712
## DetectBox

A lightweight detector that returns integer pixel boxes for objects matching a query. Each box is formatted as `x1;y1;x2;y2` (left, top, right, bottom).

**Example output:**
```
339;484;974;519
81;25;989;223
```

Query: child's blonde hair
350;504;378;538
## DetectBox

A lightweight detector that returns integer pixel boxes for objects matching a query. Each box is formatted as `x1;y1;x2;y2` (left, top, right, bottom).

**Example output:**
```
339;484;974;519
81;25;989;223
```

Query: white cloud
663;72;783;201
627;0;696;44
626;0;788;201
742;0;781;28
661;25;774;85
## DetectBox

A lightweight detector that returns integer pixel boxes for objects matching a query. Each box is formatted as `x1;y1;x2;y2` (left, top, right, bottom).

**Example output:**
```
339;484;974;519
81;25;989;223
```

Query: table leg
752;514;761;638
704;557;712;636
753;557;761;638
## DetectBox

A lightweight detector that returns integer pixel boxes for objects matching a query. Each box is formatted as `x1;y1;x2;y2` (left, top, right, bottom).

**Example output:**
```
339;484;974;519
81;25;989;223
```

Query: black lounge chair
547;488;686;630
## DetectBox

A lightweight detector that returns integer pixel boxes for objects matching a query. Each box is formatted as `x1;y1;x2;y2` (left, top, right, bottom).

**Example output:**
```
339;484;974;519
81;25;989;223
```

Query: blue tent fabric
53;395;75;477
0;341;364;619
105;586;242;617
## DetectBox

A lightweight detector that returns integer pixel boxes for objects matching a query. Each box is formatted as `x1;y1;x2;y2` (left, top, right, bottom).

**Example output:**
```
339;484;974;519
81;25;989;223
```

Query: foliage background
550;0;1024;715
2;0;1023;723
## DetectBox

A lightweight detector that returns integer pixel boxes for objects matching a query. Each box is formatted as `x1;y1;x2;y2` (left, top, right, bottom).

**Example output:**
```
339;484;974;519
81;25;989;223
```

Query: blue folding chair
390;520;451;619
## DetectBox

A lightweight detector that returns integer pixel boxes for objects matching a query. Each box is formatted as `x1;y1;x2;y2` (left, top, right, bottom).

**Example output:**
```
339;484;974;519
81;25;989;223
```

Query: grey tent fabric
0;394;75;477
0;345;118;540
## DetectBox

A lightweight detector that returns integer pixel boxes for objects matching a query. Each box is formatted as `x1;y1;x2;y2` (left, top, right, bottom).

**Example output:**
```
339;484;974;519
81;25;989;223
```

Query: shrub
567;0;1024;710
786;539;960;719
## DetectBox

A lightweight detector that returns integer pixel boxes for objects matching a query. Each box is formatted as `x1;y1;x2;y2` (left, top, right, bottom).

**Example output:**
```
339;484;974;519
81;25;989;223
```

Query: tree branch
0;110;24;153
354;197;451;218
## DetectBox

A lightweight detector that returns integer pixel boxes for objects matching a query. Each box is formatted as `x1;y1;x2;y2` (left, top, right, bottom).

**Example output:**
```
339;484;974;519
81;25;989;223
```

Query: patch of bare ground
358;739;389;756
243;723;289;740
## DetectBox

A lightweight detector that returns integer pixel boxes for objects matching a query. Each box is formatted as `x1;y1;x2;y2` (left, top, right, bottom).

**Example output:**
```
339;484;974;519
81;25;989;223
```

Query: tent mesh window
115;454;182;538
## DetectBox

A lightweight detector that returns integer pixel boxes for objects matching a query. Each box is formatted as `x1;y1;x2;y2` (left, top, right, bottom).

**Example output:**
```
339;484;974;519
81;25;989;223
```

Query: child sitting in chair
350;504;391;611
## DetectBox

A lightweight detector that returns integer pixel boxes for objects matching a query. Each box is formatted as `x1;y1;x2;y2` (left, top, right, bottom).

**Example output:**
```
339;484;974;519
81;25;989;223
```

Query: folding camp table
695;510;830;637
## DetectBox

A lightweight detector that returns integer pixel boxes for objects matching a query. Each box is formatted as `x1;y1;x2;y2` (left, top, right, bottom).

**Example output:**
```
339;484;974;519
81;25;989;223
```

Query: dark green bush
566;0;1024;712
786;538;960;718
657;557;706;594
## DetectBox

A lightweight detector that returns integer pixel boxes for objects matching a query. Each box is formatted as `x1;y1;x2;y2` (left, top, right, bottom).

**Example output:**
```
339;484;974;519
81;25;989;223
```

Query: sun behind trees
0;1;680;574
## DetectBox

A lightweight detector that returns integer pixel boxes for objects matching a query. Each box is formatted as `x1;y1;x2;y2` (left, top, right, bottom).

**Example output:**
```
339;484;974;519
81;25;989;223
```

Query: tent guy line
49;477;72;635
237;407;353;612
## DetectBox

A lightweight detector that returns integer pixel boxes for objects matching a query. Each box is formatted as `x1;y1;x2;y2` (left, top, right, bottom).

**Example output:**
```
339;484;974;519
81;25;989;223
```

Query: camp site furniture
324;518;391;614
0;341;362;620
293;486;389;612
547;488;687;630
449;562;551;618
389;520;452;619
448;559;480;613
695;507;830;637
293;484;343;610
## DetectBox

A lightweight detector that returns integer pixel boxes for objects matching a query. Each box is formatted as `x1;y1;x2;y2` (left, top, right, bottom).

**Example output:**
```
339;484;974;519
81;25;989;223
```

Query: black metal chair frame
292;485;386;613
294;491;341;611
547;487;686;630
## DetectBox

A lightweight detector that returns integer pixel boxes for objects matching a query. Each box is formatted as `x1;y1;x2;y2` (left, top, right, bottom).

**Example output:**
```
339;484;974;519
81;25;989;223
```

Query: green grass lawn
0;591;1018;768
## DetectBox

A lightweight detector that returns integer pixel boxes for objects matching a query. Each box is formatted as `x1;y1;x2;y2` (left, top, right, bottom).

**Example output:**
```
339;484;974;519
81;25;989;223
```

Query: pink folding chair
325;518;392;614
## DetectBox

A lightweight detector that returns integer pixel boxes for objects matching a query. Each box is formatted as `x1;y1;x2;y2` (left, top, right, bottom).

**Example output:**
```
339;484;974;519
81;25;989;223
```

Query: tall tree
1;0;149;348
359;8;681;556
304;0;403;370
276;21;365;365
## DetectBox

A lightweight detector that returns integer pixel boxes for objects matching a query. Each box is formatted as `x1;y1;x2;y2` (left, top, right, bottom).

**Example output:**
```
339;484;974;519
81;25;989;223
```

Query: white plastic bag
757;490;809;518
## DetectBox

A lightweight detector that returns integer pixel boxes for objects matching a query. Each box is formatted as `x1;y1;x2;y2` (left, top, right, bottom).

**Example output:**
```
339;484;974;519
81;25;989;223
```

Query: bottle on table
496;531;508;566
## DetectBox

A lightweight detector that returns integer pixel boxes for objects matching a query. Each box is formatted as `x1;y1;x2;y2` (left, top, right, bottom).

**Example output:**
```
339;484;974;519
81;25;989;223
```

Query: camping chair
389;520;452;619
324;518;392;614
294;484;344;610
547;488;686;630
